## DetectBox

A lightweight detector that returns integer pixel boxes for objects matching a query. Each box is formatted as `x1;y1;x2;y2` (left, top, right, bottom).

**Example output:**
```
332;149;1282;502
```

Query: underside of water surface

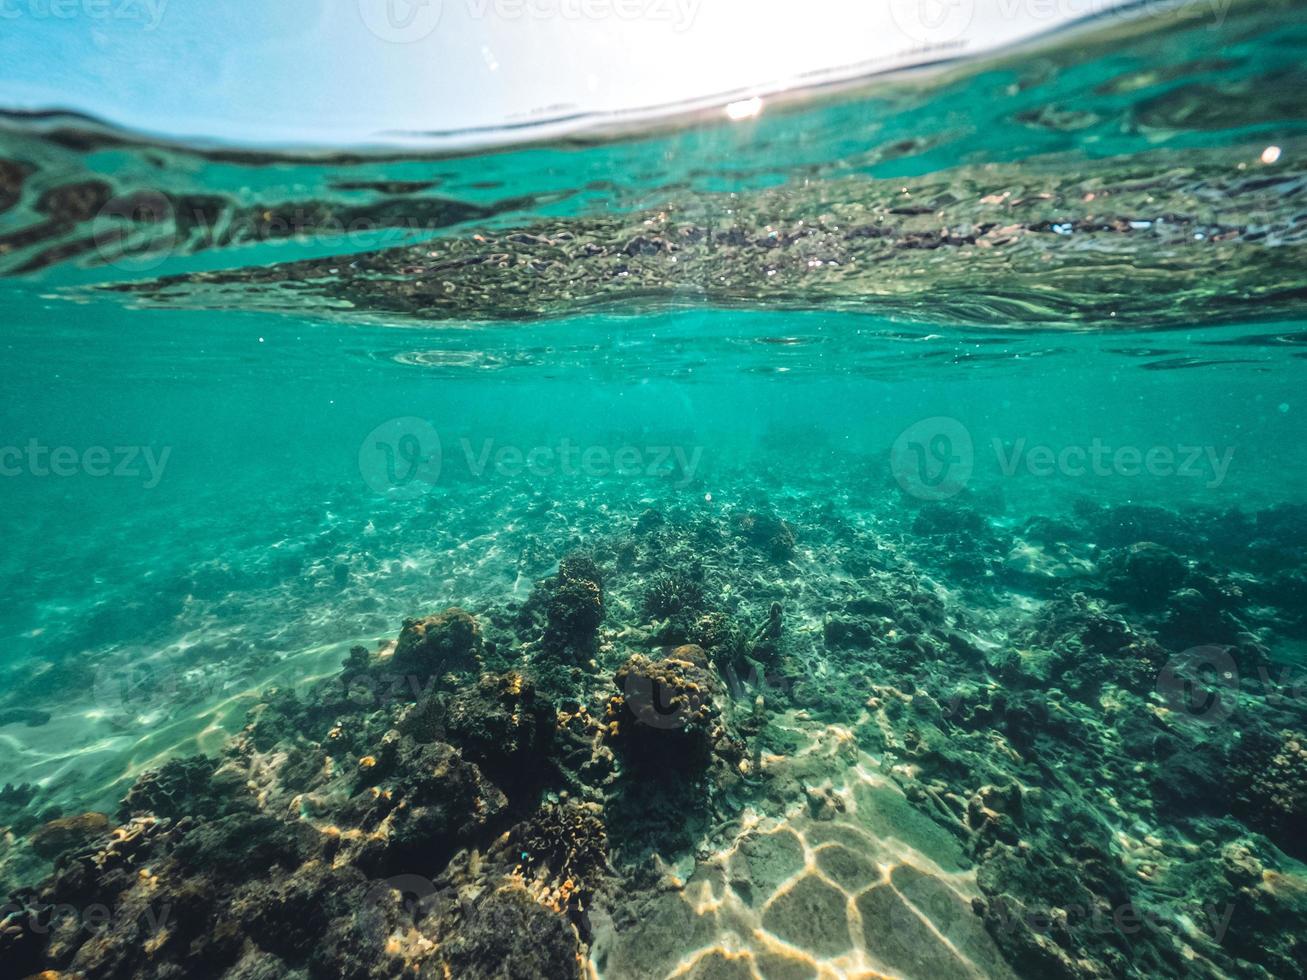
2;2;1307;979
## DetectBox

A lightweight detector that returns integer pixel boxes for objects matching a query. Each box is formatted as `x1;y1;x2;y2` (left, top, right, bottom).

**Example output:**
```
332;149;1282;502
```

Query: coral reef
2;5;1307;973
390;607;481;684
1234;728;1307;862
28;812;110;861
5;485;1307;979
608;645;729;771
343;735;507;875
545;577;605;654
439;671;556;795
513;555;607;665
737;512;797;561
118;756;229;821
642;572;705;620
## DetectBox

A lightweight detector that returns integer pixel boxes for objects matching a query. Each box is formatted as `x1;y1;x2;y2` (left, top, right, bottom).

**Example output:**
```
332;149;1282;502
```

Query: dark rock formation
391;607;482;684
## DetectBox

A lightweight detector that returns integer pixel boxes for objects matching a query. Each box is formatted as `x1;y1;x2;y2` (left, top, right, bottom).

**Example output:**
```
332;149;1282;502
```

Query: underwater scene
2;1;1307;978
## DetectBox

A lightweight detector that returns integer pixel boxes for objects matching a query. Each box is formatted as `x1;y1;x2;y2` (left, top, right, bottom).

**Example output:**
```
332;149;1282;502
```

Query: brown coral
391;607;481;684
608;646;725;769
28;812;111;860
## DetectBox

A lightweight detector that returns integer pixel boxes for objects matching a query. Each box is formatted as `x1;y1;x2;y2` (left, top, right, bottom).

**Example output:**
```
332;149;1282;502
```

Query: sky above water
0;0;1168;146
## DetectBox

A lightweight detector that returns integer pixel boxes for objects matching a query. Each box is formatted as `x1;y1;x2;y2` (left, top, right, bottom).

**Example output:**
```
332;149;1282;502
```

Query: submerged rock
515;555;607;662
7;485;1307;980
737;512;797;561
440;883;585;980
1002;538;1096;586
391;607;482;683
1102;541;1189;607
823;616;879;649
28;811;110;860
608;645;725;769
119;755;231;821
1234;728;1307;862
545;577;605;653
688;610;739;653
442;672;556;796
343;737;507;875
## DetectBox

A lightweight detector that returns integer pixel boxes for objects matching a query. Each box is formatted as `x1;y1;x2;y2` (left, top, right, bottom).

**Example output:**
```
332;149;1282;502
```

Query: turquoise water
3;300;1303;767
3;3;1307;979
